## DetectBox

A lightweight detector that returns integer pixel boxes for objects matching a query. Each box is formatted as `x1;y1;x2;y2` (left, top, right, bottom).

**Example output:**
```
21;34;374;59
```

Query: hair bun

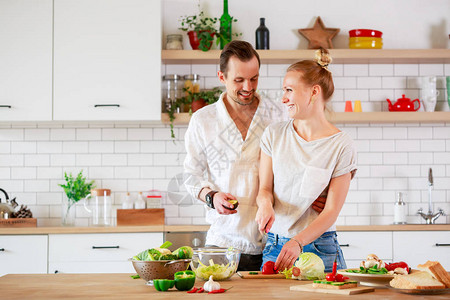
315;48;332;71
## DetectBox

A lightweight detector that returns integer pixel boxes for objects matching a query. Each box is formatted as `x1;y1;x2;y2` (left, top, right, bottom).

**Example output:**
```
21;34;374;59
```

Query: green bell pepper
174;270;196;291
153;279;175;291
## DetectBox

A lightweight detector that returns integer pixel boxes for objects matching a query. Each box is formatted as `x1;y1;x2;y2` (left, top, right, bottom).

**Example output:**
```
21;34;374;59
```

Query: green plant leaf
58;170;96;204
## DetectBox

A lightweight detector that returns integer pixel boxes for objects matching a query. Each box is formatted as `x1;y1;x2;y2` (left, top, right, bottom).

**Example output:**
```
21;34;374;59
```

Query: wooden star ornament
298;16;340;49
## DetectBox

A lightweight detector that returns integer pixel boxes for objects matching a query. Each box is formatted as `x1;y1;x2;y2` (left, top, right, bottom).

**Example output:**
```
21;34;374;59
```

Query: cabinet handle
435;243;450;247
339;244;350;247
94;104;120;108
0;105;12;108
92;246;120;249
0;248;4;251
54;270;59;274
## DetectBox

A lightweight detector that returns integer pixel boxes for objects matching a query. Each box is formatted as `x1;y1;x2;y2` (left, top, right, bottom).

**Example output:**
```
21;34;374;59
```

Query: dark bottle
255;18;270;50
220;0;232;49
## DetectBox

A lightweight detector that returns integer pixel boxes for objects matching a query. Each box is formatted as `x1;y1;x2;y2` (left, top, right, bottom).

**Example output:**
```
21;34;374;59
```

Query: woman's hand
275;240;301;272
213;192;238;215
255;203;275;233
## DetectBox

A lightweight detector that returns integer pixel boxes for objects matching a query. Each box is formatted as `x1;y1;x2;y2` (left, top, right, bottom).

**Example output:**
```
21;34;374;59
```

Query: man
184;40;324;271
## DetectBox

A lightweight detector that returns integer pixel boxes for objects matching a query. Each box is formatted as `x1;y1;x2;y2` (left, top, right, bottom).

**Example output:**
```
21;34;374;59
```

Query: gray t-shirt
260;120;357;238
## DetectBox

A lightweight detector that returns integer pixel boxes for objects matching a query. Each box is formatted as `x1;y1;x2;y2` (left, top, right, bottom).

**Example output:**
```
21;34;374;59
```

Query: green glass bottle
220;0;232;49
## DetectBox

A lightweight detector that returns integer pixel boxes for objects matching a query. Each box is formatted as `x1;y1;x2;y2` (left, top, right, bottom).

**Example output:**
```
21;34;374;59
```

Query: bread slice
417;261;450;288
389;271;445;289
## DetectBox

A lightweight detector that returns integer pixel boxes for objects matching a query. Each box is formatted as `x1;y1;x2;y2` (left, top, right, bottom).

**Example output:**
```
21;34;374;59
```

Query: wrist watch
205;190;218;209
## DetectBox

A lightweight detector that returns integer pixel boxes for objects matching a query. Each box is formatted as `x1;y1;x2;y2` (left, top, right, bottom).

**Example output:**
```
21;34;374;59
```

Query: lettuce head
294;252;325;280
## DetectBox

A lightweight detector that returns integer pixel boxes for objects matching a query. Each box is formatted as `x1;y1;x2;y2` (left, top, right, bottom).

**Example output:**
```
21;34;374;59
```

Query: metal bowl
131;259;191;283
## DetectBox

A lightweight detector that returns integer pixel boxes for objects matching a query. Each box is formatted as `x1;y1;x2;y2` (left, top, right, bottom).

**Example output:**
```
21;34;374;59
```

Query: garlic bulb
203;275;220;292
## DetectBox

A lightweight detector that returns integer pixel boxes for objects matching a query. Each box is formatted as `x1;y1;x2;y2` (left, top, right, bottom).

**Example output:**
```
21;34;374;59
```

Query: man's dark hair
219;40;260;76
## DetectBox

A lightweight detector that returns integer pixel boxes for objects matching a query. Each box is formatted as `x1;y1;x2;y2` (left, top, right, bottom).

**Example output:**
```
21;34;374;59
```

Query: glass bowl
190;248;241;281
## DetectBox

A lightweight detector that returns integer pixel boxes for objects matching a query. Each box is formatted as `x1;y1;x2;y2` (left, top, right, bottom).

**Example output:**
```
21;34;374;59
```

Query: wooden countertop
1;273;448;300
0;224;449;235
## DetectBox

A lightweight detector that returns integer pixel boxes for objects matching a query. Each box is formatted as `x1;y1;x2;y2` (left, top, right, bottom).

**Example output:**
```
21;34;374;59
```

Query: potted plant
167;87;223;139
179;5;240;51
59;170;95;226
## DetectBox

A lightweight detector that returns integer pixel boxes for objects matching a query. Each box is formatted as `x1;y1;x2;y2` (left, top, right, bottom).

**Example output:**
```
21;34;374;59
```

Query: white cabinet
393;231;450;270
0;235;48;276
53;0;161;121
48;232;163;273
0;0;52;121
337;231;392;268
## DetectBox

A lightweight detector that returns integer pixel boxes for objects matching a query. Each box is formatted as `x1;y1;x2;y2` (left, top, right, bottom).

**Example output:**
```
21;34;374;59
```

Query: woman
255;48;356;273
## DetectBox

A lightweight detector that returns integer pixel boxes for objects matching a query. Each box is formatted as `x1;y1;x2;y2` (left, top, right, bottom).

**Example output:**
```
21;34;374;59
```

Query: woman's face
282;71;313;119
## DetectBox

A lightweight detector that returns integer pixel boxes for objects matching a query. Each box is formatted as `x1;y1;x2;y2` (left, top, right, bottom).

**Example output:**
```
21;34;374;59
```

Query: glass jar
166;34;183;50
183;74;201;112
162;74;184;112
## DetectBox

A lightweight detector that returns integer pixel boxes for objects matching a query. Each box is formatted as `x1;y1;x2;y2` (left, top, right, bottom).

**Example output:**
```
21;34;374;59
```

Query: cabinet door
0;0;52;121
393;231;450;270
53;0;161;121
0;235;48;276
337;231;393;268
48;232;163;273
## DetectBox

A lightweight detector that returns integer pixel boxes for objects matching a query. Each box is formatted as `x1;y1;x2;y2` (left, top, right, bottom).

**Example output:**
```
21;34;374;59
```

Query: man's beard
229;91;256;106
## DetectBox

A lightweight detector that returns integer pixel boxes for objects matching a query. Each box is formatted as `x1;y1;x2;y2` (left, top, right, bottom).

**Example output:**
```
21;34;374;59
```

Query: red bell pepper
262;261;278;274
386;261;410;273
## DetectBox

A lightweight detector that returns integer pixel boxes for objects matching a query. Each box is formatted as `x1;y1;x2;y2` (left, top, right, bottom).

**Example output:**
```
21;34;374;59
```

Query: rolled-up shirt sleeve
183;113;216;200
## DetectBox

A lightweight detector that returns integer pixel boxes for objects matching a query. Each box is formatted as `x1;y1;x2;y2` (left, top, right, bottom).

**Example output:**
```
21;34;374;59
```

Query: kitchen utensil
0;188;14;219
337;269;394;287
83;189;112;226
387;286;450;295
349;29;383;38
190;248;240;281
349;37;383;49
386;94;420;111
237;271;285;279
290;283;375;295
131;259;191;284
428;168;433;214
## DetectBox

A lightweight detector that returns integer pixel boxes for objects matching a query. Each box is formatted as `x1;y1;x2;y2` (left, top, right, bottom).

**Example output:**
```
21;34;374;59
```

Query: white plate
337;269;394;287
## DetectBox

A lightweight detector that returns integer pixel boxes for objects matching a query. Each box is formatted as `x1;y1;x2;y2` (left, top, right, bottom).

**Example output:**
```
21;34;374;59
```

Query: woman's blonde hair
287;48;334;101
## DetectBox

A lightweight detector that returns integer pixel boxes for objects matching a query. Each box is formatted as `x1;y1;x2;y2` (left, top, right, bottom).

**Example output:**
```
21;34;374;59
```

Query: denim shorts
261;231;347;272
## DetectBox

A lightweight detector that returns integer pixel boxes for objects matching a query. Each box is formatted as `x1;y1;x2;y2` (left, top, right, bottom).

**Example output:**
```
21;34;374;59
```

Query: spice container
394;192;407;224
183;74;201;112
166;34;183;50
162;74;184;113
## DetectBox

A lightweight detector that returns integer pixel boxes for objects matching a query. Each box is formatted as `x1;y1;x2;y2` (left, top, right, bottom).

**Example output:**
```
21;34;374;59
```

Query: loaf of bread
389;271;445;290
417;261;450;288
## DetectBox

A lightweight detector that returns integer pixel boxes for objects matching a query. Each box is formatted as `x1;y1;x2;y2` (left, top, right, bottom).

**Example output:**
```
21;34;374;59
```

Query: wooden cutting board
290;283;375;295
237;271;286;279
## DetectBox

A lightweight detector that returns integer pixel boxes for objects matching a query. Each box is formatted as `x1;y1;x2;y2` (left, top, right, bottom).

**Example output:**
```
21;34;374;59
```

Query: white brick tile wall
1;63;448;226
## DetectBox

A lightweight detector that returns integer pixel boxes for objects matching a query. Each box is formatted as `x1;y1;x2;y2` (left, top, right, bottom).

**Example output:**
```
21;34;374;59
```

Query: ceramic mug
421;77;439;112
446;76;450;108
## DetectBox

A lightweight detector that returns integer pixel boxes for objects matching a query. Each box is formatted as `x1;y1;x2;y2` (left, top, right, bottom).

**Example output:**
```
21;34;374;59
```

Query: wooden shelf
162;112;450;125
162;49;450;64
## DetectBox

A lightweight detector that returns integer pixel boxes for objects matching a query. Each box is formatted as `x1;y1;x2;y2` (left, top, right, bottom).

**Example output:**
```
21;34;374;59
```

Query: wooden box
116;208;165;226
0;218;37;228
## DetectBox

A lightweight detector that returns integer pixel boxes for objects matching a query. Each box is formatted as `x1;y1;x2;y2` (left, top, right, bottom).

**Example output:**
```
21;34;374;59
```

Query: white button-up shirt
184;92;286;254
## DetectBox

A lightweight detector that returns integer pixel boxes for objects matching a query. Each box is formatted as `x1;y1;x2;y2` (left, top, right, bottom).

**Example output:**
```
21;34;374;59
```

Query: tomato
262;261;278;274
292;267;301;277
386;261;409;273
325;273;336;281
335;274;345;282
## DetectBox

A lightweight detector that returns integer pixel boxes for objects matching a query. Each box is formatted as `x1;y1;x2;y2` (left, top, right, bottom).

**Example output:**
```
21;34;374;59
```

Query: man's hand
213;192;238;215
311;196;327;214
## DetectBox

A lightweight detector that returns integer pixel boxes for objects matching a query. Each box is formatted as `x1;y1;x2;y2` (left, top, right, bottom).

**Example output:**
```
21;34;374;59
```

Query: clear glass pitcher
83;189;112;226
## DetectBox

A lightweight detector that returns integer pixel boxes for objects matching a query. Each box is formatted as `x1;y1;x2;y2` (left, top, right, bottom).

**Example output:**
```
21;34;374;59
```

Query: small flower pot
191;99;207;112
187;31;214;51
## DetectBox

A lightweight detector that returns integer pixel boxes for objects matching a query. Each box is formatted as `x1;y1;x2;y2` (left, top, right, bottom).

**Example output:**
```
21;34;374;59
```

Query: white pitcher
421;76;439;112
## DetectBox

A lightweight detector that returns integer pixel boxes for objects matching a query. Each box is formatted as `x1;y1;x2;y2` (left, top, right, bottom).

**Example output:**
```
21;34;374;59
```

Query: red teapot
386;94;420;111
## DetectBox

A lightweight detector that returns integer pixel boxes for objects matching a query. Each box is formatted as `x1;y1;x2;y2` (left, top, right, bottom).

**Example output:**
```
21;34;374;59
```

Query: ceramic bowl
349;29;383;38
349;37;383;49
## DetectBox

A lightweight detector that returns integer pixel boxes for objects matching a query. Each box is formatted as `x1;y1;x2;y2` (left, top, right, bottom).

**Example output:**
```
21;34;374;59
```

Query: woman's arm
275;172;351;271
255;151;276;233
